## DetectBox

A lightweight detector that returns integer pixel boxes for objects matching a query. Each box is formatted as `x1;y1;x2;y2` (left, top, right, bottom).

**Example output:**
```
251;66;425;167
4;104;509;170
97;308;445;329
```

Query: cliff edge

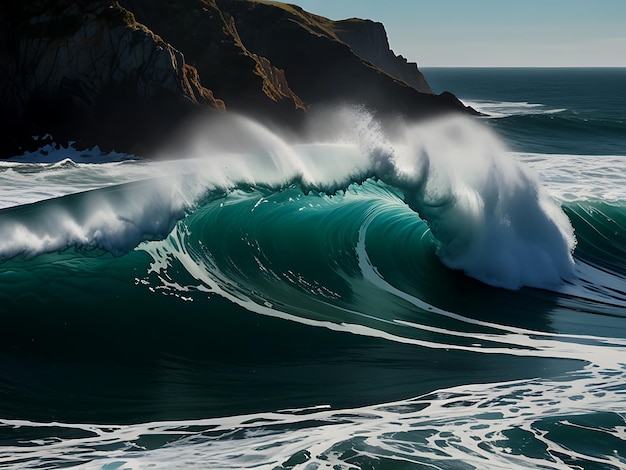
333;18;433;94
219;0;470;120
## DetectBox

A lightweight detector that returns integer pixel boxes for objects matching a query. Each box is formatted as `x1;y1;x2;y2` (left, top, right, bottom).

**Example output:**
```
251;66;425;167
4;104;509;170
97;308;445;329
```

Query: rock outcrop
0;0;226;156
218;0;470;121
0;0;473;158
117;0;304;121
333;18;432;94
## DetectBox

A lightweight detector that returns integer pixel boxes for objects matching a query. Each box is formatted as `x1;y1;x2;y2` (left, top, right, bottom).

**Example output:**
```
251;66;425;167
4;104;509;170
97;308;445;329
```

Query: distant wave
462;99;566;118
462;100;626;155
8;141;137;164
462;99;625;138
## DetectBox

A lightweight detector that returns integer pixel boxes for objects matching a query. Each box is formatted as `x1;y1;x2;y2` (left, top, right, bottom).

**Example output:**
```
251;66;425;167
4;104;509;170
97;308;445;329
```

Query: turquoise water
1;69;626;469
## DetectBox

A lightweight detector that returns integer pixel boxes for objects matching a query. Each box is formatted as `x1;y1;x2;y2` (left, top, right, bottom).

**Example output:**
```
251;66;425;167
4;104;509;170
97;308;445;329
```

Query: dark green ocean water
426;67;626;155
1;69;626;469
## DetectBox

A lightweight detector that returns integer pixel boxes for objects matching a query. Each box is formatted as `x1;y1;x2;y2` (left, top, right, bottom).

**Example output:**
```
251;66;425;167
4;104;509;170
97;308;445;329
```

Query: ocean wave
488;111;626;155
493;111;626;134
459;98;626;155
0;112;576;290
2;113;626;470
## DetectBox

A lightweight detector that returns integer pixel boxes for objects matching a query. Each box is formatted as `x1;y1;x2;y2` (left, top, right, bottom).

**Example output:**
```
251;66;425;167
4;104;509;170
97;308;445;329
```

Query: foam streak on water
1;364;625;470
514;153;626;202
462;99;567;118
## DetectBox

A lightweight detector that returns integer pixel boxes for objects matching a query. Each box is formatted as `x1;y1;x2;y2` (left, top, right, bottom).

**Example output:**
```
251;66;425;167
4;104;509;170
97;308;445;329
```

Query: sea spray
164;113;373;191
389;116;577;289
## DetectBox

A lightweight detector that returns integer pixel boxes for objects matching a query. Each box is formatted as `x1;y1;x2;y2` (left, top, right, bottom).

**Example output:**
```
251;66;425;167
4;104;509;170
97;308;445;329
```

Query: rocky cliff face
0;0;224;156
333;18;432;94
0;0;472;158
117;0;304;118
218;0;470;121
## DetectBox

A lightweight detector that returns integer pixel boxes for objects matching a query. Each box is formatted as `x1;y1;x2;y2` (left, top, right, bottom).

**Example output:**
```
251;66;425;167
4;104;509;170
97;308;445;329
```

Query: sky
286;0;626;67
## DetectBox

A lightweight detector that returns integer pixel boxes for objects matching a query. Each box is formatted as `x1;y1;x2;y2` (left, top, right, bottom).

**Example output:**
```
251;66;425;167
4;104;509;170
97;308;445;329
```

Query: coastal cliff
0;0;224;156
0;0;472;158
333;18;433;94
117;0;305;119
219;0;463;120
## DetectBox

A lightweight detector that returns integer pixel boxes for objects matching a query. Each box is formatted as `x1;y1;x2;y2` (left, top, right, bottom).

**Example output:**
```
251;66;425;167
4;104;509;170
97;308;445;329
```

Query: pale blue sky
287;0;626;67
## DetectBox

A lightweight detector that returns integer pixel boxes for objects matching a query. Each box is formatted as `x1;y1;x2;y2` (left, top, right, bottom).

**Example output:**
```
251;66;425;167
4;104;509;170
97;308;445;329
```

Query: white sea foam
0;179;196;258
462;99;566;118
10;141;136;164
513;152;626;202
0;142;150;209
0;159;156;209
2;363;625;469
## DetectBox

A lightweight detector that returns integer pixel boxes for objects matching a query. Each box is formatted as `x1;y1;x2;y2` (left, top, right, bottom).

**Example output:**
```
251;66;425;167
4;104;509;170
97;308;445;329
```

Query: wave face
1;111;626;469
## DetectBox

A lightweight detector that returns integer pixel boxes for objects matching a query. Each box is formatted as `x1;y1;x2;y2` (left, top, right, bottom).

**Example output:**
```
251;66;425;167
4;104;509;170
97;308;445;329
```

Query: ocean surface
1;68;626;469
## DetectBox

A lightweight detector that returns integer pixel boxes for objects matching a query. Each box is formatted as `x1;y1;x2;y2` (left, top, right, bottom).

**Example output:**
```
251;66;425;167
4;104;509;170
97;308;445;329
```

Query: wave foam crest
394;117;576;289
317;109;576;289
